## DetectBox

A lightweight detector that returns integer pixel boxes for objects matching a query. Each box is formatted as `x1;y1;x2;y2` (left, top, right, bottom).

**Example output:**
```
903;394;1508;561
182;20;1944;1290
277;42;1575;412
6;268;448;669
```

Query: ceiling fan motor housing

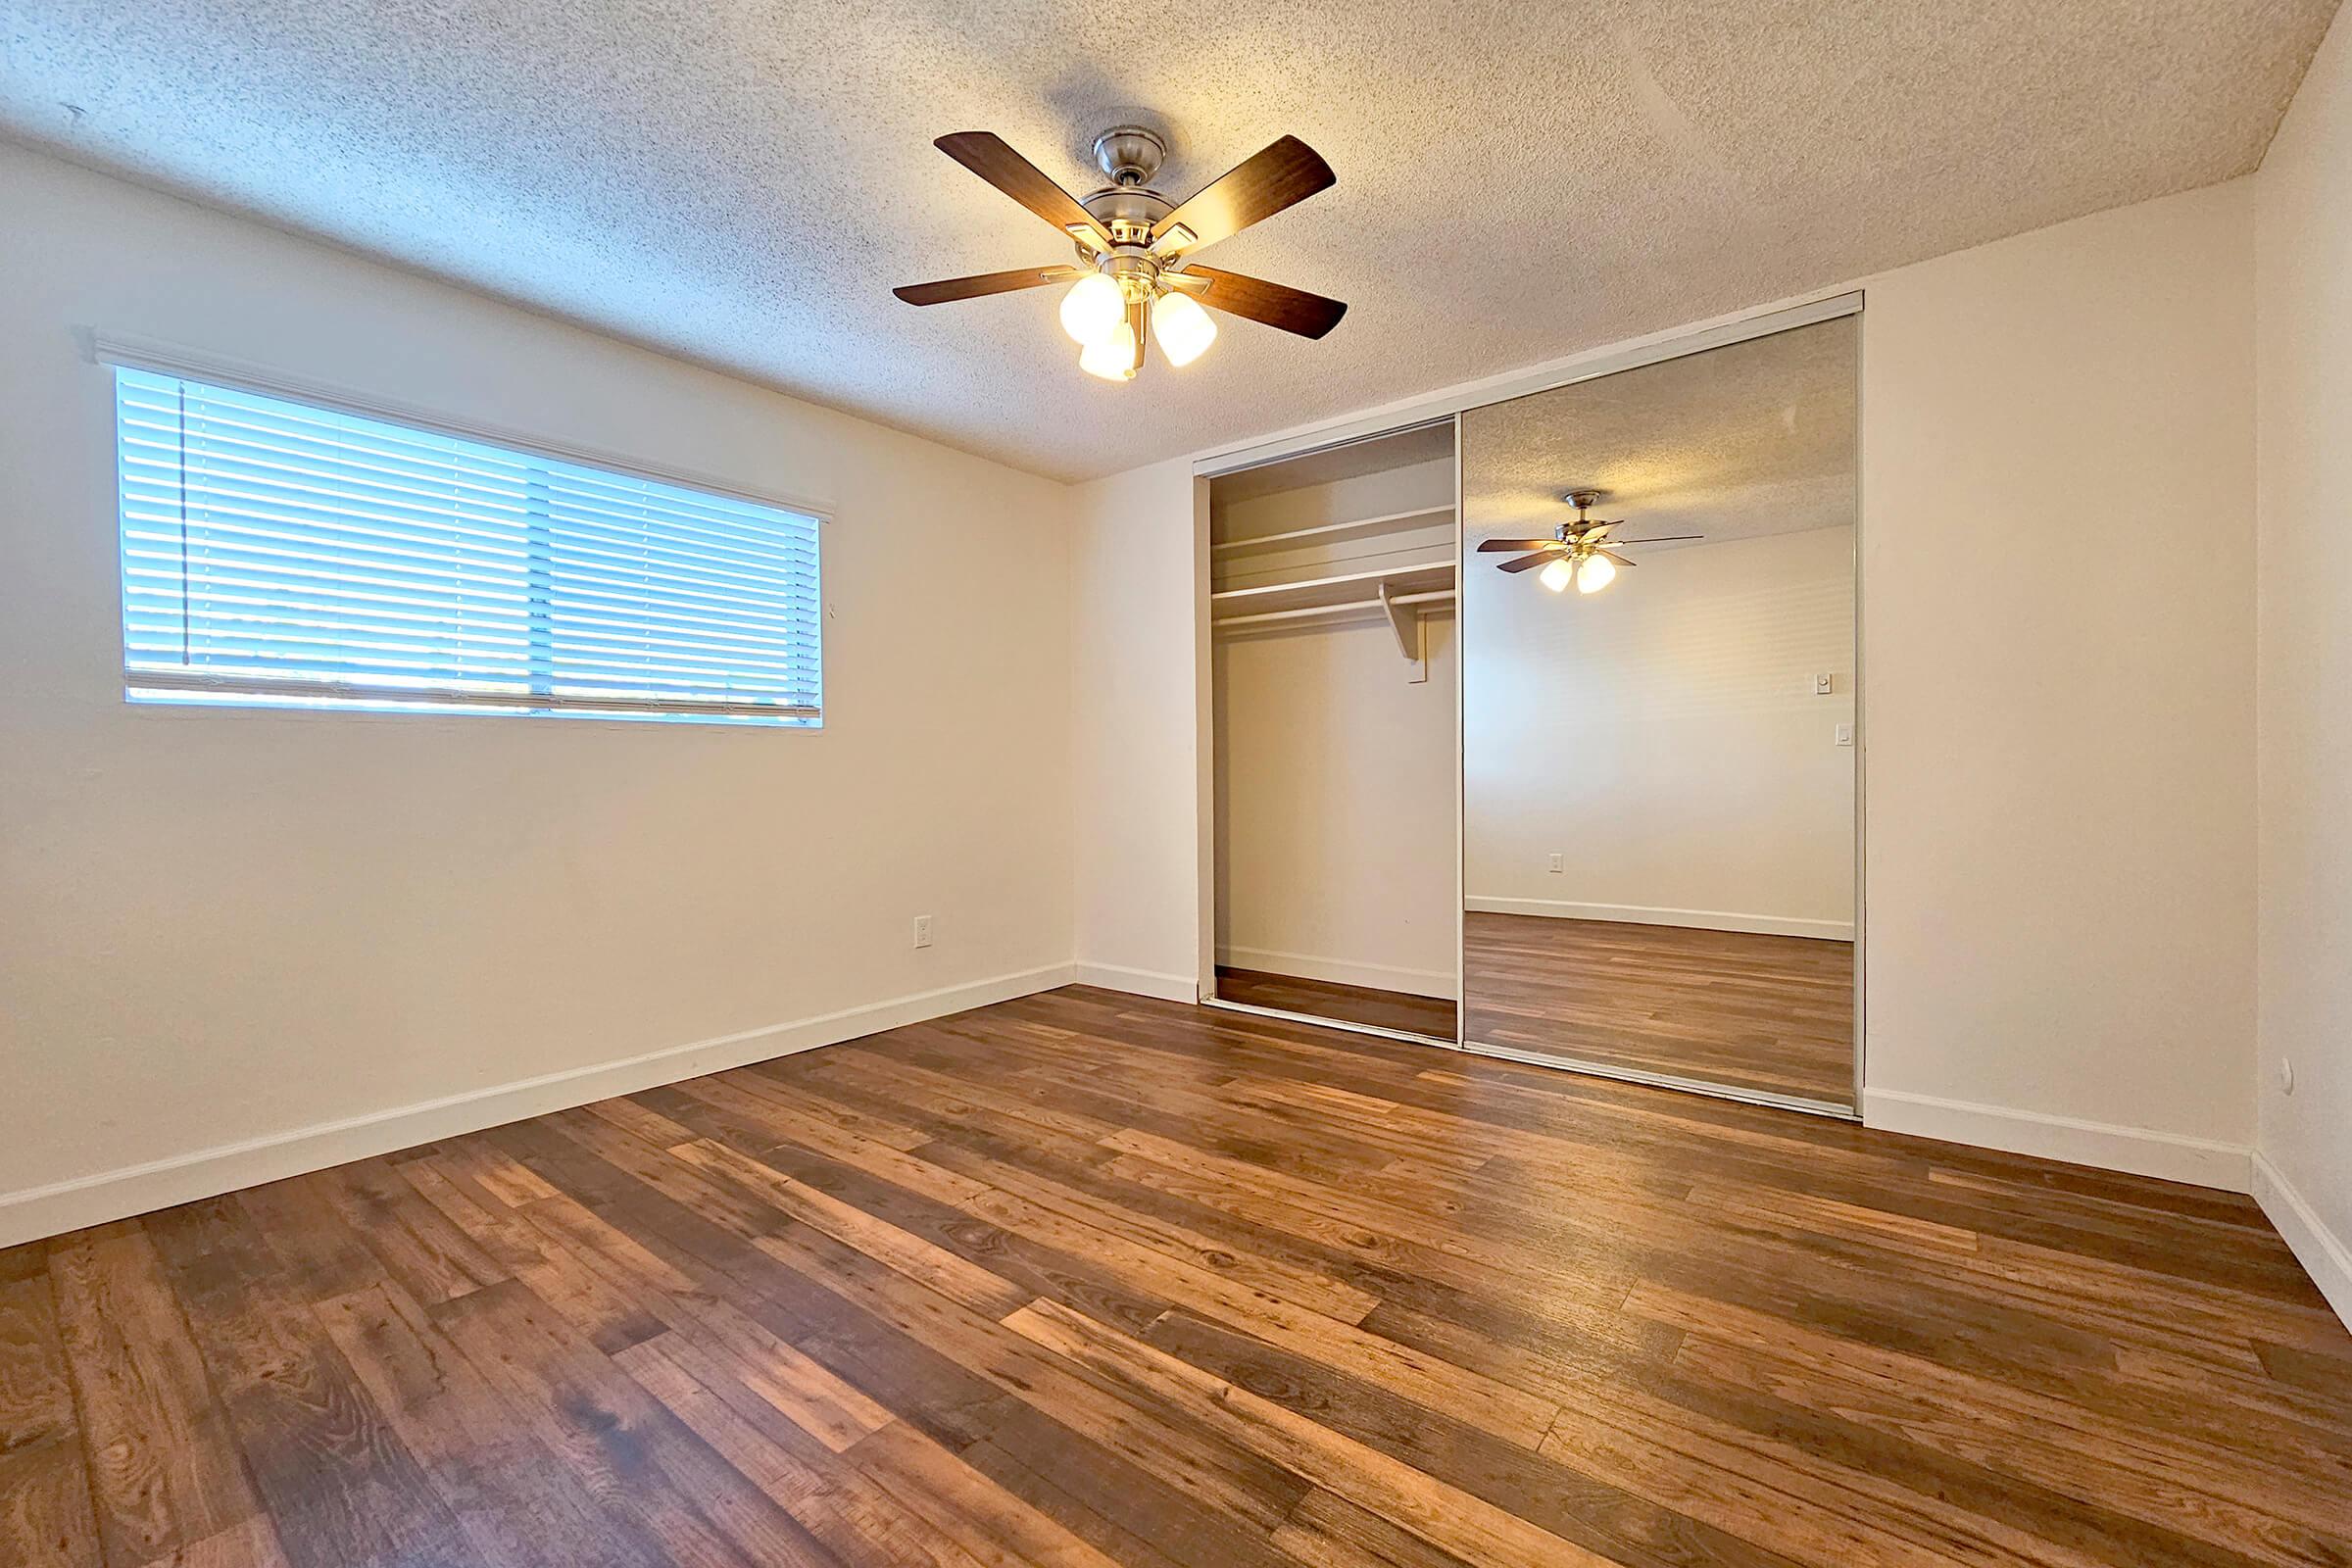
1080;128;1182;300
1093;124;1166;187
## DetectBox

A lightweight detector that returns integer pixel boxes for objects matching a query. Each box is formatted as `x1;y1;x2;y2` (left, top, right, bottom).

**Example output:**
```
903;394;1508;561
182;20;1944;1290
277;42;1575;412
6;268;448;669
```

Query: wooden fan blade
1596;548;1636;568
893;266;1085;306
1477;539;1561;553
1152;136;1335;258
1612;535;1704;543
1498;551;1557;572
1127;296;1147;375
1181;266;1348;339
934;132;1116;249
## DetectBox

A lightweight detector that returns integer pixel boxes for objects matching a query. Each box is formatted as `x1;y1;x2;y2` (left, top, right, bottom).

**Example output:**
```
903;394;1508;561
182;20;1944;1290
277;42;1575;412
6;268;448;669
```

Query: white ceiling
1462;316;1856;551
1;1;2333;482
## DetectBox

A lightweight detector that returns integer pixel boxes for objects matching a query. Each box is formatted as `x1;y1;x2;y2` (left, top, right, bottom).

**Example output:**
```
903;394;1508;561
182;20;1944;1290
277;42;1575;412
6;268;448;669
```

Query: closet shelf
1209;561;1454;620
1208;506;1454;559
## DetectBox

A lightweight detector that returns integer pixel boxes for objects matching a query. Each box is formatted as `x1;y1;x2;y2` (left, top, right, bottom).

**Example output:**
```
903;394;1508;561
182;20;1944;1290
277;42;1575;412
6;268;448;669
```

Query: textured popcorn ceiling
0;1;2333;482
1462;317;1856;551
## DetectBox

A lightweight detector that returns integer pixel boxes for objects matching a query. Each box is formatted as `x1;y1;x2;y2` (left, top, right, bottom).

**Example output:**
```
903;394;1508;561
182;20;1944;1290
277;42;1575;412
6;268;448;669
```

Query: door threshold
1201;995;1458;1051
1461;1040;1860;1121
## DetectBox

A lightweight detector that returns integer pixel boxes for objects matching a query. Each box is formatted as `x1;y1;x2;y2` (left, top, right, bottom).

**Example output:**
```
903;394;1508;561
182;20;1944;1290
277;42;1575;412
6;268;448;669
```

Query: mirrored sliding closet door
1459;317;1860;1112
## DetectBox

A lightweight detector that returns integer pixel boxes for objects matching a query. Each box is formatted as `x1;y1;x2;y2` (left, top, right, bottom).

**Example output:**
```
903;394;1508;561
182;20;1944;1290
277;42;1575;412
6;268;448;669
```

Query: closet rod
1212;588;1453;630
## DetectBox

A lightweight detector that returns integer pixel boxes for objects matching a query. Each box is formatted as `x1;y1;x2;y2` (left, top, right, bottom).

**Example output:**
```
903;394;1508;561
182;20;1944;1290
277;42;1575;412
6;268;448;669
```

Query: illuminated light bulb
1152;289;1217;367
1538;557;1574;593
1079;321;1137;381
1577;554;1617;594
1059;273;1125;346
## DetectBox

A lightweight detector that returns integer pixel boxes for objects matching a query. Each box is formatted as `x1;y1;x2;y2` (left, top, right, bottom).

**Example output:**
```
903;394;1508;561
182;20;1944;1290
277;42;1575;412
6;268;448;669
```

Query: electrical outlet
1547;852;1564;873
912;915;933;949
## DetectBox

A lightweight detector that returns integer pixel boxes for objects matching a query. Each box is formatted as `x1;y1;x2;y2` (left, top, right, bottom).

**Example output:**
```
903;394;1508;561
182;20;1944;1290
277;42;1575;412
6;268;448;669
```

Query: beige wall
1071;178;2261;1188
2255;8;2352;1319
1855;179;2257;1182
0;145;1076;1244
1465;526;1855;938
1067;459;1208;1001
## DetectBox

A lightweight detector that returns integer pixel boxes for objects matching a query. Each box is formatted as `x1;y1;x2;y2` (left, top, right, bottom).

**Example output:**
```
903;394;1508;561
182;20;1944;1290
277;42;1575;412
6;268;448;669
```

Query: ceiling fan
1478;490;1703;594
893;124;1347;382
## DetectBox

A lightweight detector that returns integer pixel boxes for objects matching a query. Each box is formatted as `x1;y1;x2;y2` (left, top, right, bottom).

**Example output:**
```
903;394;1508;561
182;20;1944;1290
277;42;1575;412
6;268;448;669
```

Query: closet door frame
1192;291;1867;1111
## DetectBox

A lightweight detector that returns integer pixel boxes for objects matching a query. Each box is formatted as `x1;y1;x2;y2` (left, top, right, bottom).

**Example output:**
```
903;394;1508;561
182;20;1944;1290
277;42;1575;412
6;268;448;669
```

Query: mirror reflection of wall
1208;425;1459;1042
1460;318;1859;1110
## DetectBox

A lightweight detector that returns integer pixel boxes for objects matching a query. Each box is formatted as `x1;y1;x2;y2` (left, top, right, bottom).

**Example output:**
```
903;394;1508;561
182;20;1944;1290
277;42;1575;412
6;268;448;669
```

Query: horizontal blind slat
116;368;821;722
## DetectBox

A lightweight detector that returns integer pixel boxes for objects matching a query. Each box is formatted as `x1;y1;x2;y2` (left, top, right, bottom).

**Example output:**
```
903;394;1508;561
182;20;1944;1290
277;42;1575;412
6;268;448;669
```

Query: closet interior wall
1207;426;1461;1035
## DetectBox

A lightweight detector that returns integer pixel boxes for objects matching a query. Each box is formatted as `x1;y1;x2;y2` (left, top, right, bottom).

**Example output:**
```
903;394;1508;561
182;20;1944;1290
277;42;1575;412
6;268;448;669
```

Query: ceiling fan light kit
1481;489;1703;596
895;122;1346;382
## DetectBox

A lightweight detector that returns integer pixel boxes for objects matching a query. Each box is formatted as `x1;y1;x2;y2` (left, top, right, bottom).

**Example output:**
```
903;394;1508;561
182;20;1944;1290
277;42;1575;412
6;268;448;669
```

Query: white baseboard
1214;946;1457;1001
1070;962;1200;1004
2253;1151;2352;1331
1465;896;1854;942
0;962;1077;1250
1861;1087;2251;1192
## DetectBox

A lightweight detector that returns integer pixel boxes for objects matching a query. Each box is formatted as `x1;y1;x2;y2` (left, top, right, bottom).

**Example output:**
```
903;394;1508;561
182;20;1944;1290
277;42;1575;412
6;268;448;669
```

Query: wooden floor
1214;966;1457;1040
5;987;2348;1568
1465;913;1858;1107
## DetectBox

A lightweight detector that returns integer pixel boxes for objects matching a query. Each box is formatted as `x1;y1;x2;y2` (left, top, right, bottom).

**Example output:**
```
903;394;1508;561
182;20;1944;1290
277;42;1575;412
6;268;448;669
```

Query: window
114;368;822;726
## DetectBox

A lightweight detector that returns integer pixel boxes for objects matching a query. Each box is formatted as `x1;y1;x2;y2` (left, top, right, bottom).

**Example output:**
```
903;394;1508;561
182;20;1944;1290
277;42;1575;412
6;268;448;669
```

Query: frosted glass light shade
1152;290;1217;367
1079;321;1137;381
1577;555;1617;593
1538;557;1574;593
1059;273;1125;347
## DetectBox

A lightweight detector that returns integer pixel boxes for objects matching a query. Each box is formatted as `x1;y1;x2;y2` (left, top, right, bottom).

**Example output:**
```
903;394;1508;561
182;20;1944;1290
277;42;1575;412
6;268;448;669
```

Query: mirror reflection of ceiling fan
1478;489;1703;594
893;124;1346;382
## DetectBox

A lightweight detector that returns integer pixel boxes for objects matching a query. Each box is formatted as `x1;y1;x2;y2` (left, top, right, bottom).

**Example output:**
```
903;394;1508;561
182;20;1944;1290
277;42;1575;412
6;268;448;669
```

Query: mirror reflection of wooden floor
1214;966;1457;1040
1464;912;1856;1108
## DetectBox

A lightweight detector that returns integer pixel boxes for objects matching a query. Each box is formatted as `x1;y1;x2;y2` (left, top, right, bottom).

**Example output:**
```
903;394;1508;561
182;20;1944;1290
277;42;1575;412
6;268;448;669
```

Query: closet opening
1203;421;1461;1046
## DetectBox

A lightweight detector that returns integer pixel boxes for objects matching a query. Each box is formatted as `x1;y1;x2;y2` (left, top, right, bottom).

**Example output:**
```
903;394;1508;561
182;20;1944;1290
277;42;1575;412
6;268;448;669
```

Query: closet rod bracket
1380;580;1429;683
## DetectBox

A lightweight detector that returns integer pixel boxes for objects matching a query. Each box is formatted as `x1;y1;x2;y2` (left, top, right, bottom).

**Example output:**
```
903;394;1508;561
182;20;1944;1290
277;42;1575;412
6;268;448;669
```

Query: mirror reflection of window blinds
115;368;822;725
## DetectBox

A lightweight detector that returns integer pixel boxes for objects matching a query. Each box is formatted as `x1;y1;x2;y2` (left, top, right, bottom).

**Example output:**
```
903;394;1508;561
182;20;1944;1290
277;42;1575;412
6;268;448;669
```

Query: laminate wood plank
847;1418;1125;1568
920;1130;1385;1324
49;1221;257;1566
396;1155;667;1355
128;1513;292;1568
1005;1297;1618;1568
1271;1488;1480;1568
428;1279;834;1568
752;1222;1311;1538
0;1263;100;1568
609;1335;987;1568
667;1138;1033;1321
297;1159;507;1309
141;1198;483;1568
1633;1283;2352;1538
7;987;2348;1567
0;1436;102;1568
1145;1308;1800;1568
0;1268;78;1460
313;1281;663;1568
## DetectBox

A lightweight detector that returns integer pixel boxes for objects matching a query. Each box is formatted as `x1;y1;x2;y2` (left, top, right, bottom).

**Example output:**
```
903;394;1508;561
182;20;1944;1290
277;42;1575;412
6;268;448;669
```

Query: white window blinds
115;368;822;725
